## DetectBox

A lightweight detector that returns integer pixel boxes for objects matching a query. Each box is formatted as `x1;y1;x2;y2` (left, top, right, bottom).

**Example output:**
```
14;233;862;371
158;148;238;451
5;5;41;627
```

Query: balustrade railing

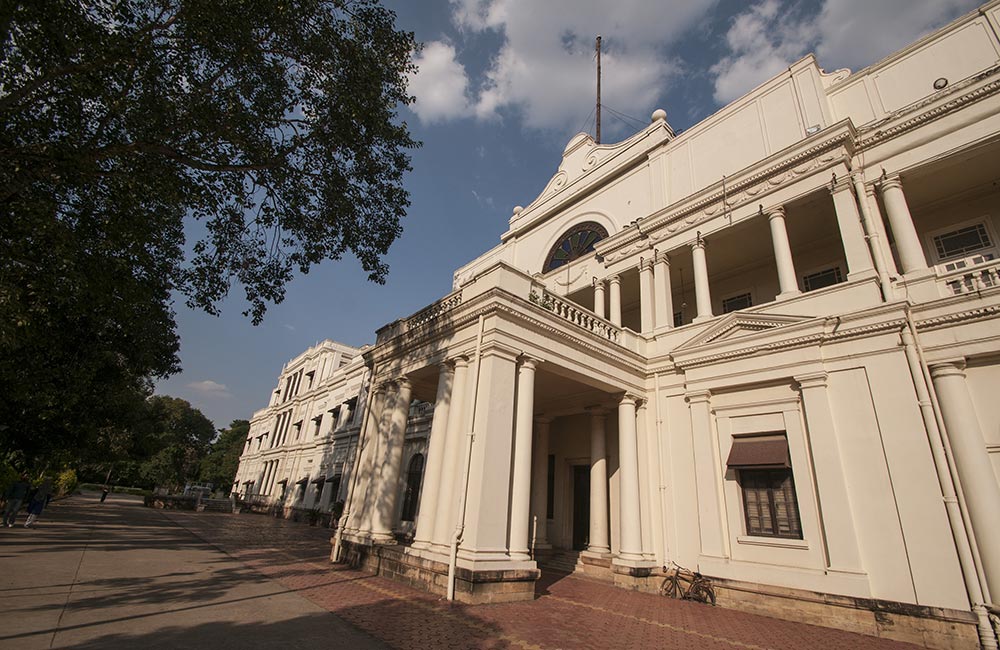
529;289;621;344
936;256;1000;296
406;291;463;330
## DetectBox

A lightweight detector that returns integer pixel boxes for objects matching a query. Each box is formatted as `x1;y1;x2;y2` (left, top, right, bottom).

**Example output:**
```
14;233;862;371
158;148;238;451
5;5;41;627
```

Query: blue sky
156;0;979;430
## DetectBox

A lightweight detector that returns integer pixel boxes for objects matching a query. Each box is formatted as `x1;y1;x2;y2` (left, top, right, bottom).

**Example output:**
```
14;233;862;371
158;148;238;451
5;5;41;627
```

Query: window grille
802;267;843;291
934;223;992;260
721;293;752;313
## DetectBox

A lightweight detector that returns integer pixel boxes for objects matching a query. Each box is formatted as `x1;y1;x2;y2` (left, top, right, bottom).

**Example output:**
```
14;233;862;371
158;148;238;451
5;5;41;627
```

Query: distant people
100;486;109;502
2;475;30;527
23;479;52;528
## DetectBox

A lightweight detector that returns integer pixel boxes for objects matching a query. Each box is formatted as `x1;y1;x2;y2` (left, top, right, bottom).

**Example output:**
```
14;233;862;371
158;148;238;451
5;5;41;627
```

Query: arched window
400;453;424;522
542;221;609;273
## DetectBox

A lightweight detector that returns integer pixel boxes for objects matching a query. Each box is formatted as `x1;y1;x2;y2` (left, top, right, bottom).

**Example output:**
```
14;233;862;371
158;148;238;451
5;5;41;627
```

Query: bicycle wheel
688;582;717;606
664;574;683;600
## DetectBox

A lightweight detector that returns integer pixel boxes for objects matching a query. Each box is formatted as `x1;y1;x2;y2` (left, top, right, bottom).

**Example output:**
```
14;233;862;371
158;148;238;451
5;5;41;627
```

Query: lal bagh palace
233;4;1000;648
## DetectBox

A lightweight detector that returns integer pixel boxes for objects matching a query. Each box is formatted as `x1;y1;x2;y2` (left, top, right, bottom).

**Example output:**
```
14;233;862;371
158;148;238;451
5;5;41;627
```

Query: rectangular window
721;292;752;314
673;311;683;328
546;454;555;519
934;223;992;260
802;267;843;292
739;469;802;538
312;415;323;437
727;434;802;539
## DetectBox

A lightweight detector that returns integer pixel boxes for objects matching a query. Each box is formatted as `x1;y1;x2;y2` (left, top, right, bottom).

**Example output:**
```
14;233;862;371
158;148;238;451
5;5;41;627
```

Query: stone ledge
338;540;540;605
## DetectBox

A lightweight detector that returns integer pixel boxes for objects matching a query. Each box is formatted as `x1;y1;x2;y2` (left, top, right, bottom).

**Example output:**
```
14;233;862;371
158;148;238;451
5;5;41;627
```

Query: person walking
23;479;52;528
2;475;30;527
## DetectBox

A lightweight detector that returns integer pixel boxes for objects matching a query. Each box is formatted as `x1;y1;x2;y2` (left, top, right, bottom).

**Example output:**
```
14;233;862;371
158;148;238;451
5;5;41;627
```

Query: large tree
199;419;250;494
0;0;418;461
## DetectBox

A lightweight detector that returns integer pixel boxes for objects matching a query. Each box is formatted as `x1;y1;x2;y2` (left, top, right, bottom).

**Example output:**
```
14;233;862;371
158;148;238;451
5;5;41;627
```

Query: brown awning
726;435;790;469
295;477;309;485
311;476;326;485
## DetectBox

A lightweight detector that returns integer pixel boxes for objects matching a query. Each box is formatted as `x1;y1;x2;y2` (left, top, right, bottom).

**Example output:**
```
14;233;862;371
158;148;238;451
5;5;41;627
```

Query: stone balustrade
529;289;621;344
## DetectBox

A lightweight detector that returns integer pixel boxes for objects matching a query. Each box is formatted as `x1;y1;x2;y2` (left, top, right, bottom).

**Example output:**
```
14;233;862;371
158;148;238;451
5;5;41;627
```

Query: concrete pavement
0;492;930;649
0;492;384;649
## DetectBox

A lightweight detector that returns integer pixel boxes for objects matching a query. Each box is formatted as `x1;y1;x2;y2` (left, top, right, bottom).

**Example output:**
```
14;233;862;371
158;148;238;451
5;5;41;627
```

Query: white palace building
234;4;1000;648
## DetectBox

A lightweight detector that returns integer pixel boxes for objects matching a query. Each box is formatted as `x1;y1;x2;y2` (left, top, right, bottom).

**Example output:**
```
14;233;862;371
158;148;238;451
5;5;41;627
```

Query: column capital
655;249;671;266
608;274;621;286
929;358;967;378
393;376;412;390
619;393;642;407
795;371;829;390
878;174;904;193
586;405;610;417
593;276;605;288
830;175;853;194
449;354;470;369
766;205;786;221
518;355;540;371
640;255;654;271
533;415;553;425
685;389;712;404
691;236;706;251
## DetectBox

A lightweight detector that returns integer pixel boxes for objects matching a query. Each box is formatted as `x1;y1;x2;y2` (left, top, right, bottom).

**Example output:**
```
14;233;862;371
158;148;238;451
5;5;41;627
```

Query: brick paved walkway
164;508;926;650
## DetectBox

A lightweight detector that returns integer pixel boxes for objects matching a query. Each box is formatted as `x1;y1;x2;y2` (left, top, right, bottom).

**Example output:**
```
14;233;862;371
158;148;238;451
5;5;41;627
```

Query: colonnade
589;174;928;332
342;353;653;571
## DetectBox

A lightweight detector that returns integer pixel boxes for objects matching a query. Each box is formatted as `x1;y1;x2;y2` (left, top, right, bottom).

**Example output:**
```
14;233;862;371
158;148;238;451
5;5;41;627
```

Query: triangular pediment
675;312;811;351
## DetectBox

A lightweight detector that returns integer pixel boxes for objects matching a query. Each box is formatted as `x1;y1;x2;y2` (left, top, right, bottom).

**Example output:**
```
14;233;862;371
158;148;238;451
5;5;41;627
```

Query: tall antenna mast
595;35;602;144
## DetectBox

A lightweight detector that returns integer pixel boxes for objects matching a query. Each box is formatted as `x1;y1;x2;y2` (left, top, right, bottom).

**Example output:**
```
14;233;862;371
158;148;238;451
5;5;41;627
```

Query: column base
612;554;658;578
370;532;396;545
693;314;715;324
582;548;611;560
532;541;552;552
846;268;878;282
409;539;432;551
776;289;801;301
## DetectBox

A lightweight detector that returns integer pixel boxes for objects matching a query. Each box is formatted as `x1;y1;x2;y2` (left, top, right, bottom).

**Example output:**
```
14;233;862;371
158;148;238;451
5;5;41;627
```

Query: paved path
0;493;926;649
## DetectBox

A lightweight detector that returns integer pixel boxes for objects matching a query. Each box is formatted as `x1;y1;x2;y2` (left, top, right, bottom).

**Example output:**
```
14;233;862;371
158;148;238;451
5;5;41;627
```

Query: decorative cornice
913;303;1000;332
599;129;853;263
856;65;1000;150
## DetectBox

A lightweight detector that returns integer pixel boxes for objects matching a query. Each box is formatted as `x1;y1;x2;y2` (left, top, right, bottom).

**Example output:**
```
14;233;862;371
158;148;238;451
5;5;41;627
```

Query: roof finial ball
512;206;523;217
651;108;667;123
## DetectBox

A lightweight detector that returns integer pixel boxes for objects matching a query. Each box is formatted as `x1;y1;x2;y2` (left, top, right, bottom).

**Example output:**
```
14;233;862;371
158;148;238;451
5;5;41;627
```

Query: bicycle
659;562;716;605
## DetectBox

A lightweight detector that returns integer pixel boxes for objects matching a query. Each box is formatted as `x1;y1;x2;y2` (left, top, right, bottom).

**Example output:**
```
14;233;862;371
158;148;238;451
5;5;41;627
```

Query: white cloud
409;41;474;123
408;0;715;131
814;0;980;71
710;0;979;105
456;0;716;130
187;380;232;398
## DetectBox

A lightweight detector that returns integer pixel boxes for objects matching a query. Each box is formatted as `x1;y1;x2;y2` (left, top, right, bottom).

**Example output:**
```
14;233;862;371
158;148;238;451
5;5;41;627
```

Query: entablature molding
597;122;857;265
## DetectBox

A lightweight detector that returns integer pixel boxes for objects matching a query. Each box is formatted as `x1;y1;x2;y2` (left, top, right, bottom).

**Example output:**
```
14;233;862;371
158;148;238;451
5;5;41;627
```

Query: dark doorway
572;465;590;551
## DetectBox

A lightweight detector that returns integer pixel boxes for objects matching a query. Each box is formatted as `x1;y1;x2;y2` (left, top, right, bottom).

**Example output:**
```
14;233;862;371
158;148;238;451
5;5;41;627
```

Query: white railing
936;256;1000;296
529;289;621;344
406;291;463;329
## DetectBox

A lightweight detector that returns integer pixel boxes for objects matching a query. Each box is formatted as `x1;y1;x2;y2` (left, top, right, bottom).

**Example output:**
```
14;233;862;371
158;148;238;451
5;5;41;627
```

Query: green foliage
54;469;78;496
199;419;250;494
0;0;418;463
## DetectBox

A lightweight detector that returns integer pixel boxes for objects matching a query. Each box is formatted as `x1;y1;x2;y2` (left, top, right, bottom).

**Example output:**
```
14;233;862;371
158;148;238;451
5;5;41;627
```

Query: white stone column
509;357;538;561
865;184;900;277
608;274;622;327
347;384;386;532
653;252;673;330
412;362;455;549
795;372;864;574
879;175;929;274
371;377;412;543
639;257;655;334
593;278;606;320
768;207;800;299
830;178;876;280
587;408;611;555
530;417;551;550
432;357;470;548
688;390;726;558
691;237;713;322
615;394;644;562
930;360;1000;597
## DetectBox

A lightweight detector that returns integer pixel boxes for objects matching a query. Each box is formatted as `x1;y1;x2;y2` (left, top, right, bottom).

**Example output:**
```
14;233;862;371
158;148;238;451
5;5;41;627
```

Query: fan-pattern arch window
543;222;609;273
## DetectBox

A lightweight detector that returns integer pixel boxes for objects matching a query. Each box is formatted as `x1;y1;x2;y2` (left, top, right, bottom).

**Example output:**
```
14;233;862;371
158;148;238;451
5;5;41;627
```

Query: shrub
54;469;78;496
